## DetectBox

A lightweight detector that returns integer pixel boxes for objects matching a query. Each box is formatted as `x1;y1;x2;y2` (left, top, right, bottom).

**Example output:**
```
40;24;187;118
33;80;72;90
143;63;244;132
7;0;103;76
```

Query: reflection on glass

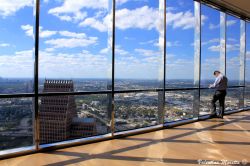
165;0;195;88
0;98;33;150
239;20;246;87
220;12;226;74
165;90;195;122
0;1;34;94
115;0;164;90
226;15;240;86
39;0;112;92
115;92;160;132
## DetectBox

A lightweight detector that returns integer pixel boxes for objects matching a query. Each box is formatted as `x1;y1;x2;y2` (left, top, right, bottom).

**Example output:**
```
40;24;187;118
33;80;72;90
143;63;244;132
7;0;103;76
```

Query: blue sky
0;0;248;82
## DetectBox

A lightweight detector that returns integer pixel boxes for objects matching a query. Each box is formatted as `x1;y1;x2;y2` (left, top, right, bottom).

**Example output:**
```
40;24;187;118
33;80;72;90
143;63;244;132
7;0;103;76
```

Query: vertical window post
194;0;201;118
34;0;40;150
220;12;226;75
111;0;116;136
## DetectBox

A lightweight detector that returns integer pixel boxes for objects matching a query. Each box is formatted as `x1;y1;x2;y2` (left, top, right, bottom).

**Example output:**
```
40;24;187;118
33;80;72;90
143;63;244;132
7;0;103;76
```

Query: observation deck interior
1;111;249;166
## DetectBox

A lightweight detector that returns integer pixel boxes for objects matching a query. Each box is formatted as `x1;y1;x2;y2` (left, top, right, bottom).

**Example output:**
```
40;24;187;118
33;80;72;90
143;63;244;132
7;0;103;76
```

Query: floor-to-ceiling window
0;1;34;151
114;0;164;131
200;4;220;116
226;15;241;111
164;0;197;122
38;0;113;145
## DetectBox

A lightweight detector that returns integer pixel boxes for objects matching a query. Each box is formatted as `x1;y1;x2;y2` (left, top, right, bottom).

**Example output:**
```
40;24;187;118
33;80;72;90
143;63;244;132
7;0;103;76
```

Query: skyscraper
39;80;96;144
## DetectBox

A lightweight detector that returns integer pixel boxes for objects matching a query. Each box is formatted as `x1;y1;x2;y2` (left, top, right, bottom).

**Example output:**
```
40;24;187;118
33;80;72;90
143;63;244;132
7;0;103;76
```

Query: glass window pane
0;98;33;151
225;88;242;111
115;0;164;90
115;92;160;132
226;15;240;86
201;5;220;88
0;2;34;94
39;0;112;92
200;89;215;116
164;90;196;122
39;94;110;145
166;0;195;88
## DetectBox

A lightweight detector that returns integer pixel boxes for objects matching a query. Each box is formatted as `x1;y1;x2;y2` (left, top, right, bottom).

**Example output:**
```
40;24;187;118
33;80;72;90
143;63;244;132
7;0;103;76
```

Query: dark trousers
211;90;227;117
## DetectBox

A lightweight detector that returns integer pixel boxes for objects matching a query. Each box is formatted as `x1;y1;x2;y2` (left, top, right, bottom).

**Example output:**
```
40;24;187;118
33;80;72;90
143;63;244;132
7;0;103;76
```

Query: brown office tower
39;80;96;144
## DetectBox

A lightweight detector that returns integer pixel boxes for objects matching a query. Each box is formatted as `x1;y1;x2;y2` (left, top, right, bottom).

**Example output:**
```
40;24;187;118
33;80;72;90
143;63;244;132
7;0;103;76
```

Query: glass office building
0;0;249;158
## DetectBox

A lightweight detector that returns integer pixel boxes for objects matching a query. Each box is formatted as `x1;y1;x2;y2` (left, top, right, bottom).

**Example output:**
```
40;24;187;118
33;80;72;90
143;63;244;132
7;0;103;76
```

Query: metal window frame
34;0;40;150
0;0;249;160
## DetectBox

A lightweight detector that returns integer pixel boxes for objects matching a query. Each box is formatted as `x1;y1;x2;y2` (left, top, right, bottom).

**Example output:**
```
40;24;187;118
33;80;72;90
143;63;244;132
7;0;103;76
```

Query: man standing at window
209;71;228;118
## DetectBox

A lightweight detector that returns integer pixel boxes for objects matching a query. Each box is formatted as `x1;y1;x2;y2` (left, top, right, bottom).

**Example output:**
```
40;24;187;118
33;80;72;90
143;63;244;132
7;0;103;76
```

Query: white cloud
226;44;240;51
116;0;129;5
171;11;194;29
59;31;87;38
115;56;162;79
209;23;220;30
116;0;149;6
45;32;98;49
116;6;160;30
134;48;159;57
208;44;240;52
80;6;161;32
39;50;110;78
79;17;108;32
227;20;237;26
0;43;10;47
0;0;32;17
124;37;135;40
166;41;180;47
138;39;180;48
48;0;107;22
139;39;157;45
202;38;219;46
208;45;220;52
209;20;237;30
40;27;57;38
21;24;33;38
22;25;58;38
115;45;129;56
80;6;207;32
0;50;33;77
167;11;206;30
20;24;99;49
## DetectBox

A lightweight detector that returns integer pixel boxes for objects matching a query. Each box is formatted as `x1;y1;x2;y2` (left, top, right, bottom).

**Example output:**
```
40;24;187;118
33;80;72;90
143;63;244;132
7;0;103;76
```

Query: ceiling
208;0;250;20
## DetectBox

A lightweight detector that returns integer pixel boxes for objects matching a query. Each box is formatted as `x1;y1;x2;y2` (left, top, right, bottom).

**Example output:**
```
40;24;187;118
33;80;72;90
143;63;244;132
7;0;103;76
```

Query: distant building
39;79;96;144
90;101;100;106
71;117;97;138
107;84;112;120
82;104;88;110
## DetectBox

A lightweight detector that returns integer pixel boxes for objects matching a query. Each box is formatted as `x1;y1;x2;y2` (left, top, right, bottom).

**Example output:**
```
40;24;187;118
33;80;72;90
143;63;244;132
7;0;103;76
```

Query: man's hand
209;84;213;88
